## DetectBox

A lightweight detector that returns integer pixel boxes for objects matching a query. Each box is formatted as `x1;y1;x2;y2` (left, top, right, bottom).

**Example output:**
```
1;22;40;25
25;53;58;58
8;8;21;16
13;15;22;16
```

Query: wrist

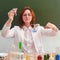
8;18;13;22
9;17;13;20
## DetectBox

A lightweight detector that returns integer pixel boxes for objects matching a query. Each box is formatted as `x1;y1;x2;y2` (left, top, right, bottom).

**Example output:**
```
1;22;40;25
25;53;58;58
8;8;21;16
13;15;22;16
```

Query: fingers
8;8;17;20
8;8;17;15
45;22;56;28
52;27;58;32
45;22;59;31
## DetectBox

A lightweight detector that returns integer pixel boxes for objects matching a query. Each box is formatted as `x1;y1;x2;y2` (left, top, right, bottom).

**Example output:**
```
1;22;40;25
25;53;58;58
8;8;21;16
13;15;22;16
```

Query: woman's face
22;9;32;24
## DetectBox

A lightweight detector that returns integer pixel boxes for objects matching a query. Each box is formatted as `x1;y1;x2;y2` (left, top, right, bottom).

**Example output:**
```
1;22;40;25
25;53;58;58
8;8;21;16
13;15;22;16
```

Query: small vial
12;8;18;16
55;54;60;60
37;55;42;60
25;54;30;60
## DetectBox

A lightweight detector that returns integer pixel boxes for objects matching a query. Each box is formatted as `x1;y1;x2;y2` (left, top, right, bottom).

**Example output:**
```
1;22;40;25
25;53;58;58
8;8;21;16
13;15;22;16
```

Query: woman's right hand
5;8;17;27
8;8;17;21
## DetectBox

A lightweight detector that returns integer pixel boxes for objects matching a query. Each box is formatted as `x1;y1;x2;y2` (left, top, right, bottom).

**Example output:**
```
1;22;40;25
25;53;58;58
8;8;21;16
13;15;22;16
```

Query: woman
1;6;58;53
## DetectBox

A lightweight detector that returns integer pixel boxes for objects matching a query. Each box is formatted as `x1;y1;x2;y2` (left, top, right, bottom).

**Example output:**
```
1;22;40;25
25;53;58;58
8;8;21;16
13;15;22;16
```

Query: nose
26;14;29;18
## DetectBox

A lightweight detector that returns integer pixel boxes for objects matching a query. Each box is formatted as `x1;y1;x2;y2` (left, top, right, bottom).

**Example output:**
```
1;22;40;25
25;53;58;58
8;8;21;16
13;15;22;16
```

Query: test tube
44;54;48;60
25;54;30;60
55;54;60;60
12;8;18;16
37;55;42;60
18;41;23;60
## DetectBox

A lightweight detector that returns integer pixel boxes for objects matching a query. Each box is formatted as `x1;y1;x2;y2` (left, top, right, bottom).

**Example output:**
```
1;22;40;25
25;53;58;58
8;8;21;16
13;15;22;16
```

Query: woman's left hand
45;22;59;32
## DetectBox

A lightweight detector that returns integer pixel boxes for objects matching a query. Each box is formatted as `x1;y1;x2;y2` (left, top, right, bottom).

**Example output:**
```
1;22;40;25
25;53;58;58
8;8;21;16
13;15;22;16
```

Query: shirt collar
22;26;32;31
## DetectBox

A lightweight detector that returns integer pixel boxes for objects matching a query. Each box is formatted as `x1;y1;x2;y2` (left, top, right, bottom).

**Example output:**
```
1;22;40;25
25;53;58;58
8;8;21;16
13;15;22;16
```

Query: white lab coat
1;24;57;53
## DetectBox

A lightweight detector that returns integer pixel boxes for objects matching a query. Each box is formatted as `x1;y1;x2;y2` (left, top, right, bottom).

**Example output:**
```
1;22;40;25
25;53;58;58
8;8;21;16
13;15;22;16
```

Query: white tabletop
0;53;8;57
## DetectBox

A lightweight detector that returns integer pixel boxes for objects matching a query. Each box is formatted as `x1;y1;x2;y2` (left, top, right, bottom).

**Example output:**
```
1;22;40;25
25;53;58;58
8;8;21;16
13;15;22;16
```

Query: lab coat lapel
31;32;40;53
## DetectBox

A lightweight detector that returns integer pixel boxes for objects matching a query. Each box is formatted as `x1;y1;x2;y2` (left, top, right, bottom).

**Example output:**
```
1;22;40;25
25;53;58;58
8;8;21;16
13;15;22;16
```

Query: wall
0;0;60;30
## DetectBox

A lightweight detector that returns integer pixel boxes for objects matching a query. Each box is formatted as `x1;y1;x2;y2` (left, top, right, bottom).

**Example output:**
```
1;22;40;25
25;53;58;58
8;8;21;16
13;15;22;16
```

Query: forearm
43;28;58;36
1;8;17;37
1;19;13;37
6;18;13;27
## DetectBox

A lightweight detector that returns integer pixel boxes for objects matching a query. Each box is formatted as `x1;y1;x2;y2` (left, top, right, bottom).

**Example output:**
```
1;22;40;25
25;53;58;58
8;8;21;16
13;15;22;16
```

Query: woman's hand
8;8;17;21
5;8;17;27
45;22;59;32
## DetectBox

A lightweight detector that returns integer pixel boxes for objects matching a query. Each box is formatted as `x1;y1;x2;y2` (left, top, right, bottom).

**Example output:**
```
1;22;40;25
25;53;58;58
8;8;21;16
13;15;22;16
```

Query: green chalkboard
0;0;60;29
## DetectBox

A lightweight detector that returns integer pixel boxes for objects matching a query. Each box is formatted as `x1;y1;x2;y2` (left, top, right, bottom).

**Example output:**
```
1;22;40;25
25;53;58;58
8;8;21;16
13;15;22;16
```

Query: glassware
18;42;22;52
12;8;18;16
18;41;24;60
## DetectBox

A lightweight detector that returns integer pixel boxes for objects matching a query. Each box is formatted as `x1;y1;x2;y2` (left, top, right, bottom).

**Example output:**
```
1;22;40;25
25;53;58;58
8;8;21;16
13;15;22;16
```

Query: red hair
18;6;36;28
